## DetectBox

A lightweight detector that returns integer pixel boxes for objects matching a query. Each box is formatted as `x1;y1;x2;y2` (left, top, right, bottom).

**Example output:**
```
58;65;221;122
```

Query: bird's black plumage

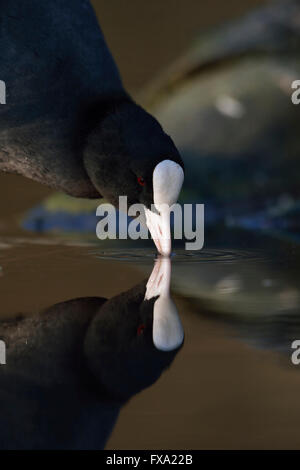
0;279;180;449
0;0;182;206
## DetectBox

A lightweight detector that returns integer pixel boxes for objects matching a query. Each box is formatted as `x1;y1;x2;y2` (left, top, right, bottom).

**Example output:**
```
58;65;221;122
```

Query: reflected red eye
137;176;145;186
137;324;145;336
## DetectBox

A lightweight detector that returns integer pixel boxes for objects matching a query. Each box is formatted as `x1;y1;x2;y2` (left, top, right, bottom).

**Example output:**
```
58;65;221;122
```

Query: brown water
3;0;299;451
1;223;300;449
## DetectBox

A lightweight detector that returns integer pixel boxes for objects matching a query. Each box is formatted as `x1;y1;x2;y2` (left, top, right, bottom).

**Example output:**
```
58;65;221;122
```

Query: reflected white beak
145;257;184;351
145;160;184;257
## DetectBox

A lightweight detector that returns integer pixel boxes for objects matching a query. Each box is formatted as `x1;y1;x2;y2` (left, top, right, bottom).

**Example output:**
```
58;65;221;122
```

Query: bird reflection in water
0;257;183;450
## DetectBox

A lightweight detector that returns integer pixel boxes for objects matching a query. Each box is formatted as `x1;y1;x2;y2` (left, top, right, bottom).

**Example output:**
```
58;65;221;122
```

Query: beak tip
154;239;171;258
144;207;172;257
158;249;172;257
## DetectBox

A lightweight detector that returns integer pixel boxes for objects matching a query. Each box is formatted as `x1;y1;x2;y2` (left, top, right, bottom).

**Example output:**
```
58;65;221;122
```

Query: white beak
145;257;184;351
145;205;172;257
145;160;184;257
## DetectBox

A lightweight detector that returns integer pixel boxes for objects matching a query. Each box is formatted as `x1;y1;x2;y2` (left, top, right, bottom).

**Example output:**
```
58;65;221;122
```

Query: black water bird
0;0;184;255
0;258;183;449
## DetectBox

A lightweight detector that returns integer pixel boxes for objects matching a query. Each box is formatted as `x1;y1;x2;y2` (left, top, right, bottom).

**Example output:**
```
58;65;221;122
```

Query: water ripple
91;247;267;264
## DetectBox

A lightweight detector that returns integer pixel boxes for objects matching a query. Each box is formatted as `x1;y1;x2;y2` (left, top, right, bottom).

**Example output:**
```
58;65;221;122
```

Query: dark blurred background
92;0;269;92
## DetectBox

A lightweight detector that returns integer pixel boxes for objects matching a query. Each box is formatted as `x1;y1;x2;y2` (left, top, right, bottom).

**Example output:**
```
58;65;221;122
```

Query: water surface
0;218;300;449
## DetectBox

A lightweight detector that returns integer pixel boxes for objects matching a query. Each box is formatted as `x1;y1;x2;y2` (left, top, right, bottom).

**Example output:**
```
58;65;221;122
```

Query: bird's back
0;0;124;196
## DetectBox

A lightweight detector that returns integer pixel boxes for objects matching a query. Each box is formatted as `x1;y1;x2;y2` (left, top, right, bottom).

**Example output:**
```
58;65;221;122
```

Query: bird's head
83;99;184;256
84;257;184;401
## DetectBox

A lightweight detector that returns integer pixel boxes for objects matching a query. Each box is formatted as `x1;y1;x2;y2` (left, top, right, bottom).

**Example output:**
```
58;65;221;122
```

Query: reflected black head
84;280;182;402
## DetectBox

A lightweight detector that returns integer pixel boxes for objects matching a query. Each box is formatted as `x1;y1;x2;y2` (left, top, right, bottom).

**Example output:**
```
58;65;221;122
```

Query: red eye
137;176;145;186
137;324;145;336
